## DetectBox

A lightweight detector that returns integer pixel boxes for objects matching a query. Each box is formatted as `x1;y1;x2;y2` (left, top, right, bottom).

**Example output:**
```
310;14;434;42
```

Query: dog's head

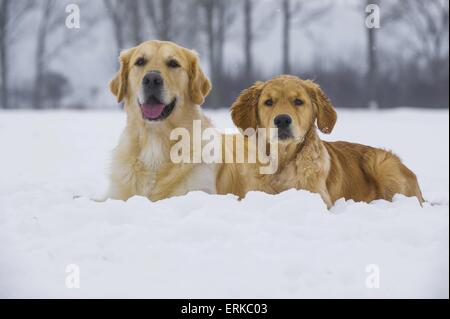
110;40;211;123
231;75;337;143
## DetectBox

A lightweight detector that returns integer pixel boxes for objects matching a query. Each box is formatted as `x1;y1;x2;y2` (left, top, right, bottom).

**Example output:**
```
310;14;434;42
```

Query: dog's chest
139;137;167;170
269;143;330;192
137;137;168;195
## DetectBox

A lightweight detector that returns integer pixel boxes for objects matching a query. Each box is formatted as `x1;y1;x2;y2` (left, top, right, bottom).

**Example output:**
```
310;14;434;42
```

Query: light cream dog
105;40;218;201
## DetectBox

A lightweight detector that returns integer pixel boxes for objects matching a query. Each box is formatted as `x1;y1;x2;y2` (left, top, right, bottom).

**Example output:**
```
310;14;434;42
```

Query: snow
0;108;448;299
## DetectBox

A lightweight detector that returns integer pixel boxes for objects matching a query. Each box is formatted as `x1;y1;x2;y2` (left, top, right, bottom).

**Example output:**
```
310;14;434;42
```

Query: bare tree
199;0;215;81
282;0;292;74
394;0;449;78
143;0;175;41
360;0;450;108
363;0;413;108
141;0;202;45
242;0;277;81
34;0;96;109
365;0;380;108
0;0;11;109
103;0;128;52
33;0;56;109
0;0;33;109
197;0;236;105
215;0;230;80
105;0;153;50
281;0;331;74
129;0;143;45
243;0;254;79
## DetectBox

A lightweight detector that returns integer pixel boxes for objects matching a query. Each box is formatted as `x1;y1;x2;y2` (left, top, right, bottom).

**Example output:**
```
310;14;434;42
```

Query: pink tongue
141;103;165;119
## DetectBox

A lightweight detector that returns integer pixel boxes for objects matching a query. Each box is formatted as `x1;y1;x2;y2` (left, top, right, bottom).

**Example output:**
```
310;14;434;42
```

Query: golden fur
105;40;218;201
228;75;424;208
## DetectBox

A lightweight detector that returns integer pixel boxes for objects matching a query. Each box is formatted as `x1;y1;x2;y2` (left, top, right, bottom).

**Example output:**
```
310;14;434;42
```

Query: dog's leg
319;190;333;209
363;150;425;205
149;163;196;201
89;186;132;202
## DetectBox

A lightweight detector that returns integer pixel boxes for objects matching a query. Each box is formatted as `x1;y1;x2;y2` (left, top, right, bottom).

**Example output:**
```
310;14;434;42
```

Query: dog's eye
135;57;147;67
167;59;181;68
294;98;304;106
264;99;274;107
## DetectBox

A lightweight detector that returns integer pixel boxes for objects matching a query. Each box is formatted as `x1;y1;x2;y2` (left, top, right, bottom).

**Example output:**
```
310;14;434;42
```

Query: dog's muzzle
274;114;294;140
139;71;176;121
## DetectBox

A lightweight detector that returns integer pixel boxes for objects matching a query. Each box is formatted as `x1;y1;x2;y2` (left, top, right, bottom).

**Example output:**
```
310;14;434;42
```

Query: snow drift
0;108;448;298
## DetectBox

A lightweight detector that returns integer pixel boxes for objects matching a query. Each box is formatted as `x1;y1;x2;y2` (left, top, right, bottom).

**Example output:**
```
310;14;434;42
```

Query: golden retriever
230;75;424;208
105;40;218;201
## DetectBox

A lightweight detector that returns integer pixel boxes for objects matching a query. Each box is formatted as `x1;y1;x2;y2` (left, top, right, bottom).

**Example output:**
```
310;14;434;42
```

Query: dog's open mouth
140;96;177;122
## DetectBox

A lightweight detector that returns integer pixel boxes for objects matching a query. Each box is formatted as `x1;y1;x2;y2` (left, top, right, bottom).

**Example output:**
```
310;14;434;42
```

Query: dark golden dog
230;75;424;207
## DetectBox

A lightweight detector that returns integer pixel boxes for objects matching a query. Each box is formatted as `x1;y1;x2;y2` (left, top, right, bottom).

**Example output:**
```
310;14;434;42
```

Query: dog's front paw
73;194;109;203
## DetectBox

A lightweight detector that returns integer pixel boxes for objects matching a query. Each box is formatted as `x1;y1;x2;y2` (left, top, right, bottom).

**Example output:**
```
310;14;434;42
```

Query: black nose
274;114;292;129
143;71;164;88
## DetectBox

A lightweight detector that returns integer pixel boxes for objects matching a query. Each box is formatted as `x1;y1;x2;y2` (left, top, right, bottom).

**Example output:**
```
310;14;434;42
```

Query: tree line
0;0;448;110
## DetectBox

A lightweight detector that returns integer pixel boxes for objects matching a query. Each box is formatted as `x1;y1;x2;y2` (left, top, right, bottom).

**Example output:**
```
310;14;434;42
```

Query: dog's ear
109;48;136;103
231;81;264;131
305;80;337;134
187;50;212;105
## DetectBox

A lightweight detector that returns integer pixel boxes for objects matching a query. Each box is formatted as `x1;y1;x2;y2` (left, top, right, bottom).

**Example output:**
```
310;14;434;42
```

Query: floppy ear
231;81;264;131
187;50;212;105
109;48;136;103
305;80;337;134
